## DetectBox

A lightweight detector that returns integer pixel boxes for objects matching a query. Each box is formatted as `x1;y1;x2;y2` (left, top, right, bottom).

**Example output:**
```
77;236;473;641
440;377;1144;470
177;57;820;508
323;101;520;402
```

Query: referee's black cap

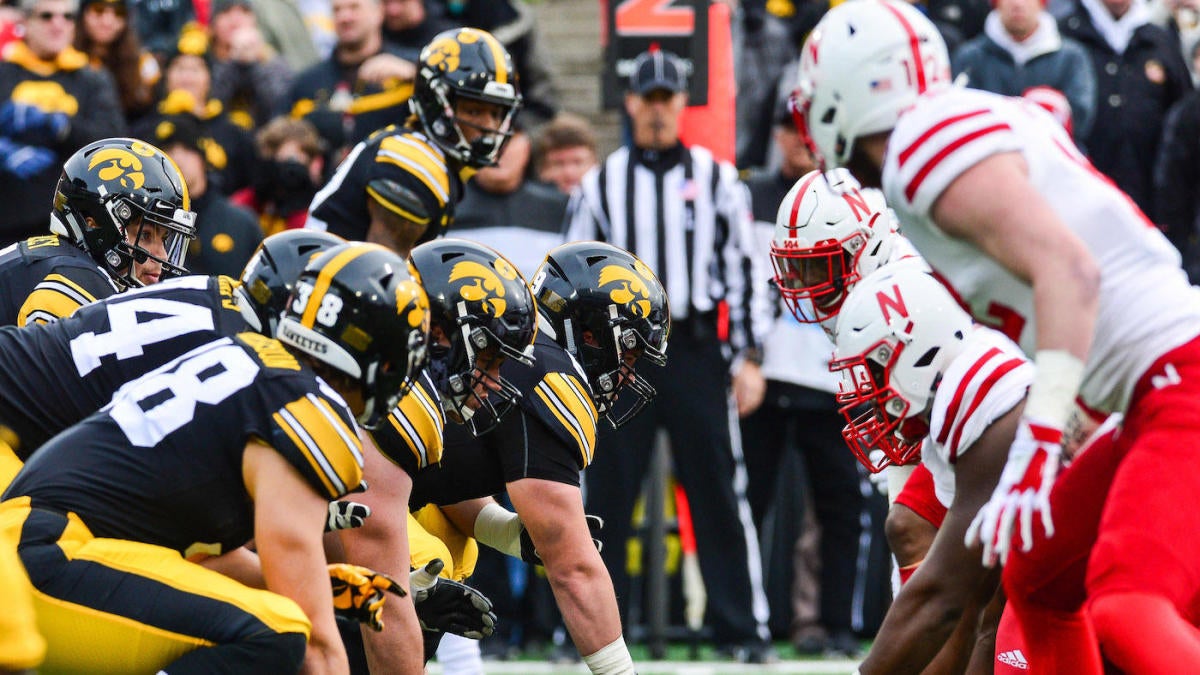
629;49;688;95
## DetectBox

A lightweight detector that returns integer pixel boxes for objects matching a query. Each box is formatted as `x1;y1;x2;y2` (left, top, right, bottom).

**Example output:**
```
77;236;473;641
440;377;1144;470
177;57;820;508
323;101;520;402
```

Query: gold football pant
0;497;312;674
409;504;478;581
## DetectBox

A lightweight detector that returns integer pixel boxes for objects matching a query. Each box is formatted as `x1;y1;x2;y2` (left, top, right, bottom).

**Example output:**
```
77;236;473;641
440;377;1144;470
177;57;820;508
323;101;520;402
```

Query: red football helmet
770;168;898;332
829;263;971;472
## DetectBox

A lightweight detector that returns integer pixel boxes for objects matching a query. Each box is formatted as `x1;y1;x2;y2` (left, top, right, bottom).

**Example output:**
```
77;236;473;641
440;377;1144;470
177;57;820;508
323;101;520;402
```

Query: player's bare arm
335;432;424;674
860;402;1021;674
930;151;1099;361
245;440;349;675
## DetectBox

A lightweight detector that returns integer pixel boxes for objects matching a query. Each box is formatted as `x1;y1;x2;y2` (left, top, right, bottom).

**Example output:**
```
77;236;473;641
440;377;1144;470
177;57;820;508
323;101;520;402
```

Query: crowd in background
3;0;1200;664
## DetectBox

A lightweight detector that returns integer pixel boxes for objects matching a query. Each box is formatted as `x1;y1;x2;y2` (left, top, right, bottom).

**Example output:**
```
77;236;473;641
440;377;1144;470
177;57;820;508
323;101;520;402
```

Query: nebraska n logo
876;283;909;324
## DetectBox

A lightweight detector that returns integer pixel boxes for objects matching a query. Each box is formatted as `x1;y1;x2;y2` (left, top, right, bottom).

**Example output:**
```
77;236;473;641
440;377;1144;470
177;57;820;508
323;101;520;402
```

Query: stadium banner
601;0;710;108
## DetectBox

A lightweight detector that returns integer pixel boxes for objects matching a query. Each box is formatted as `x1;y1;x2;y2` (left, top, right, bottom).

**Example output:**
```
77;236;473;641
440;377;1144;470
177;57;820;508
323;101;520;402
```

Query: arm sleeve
563;167;608;242
17;265;117;326
1061;43;1097;141
716;164;768;353
267;388;366;499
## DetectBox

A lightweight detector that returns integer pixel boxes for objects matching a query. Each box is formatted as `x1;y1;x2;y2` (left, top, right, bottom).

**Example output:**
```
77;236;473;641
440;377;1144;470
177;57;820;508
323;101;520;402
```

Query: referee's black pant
585;325;771;646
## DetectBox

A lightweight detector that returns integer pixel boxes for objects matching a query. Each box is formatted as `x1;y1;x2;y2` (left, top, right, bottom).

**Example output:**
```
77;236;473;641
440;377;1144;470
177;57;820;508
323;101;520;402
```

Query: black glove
324;500;371;532
410;559;497;639
519;514;604;566
329;563;406;632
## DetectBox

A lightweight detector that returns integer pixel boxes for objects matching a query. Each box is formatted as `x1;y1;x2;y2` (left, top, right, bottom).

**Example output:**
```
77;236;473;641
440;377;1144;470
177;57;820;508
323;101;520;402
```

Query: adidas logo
997;649;1029;669
1151;363;1182;390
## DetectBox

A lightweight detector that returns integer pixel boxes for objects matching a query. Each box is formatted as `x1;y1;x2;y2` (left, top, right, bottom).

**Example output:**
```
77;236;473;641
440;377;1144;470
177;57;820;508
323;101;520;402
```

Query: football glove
966;417;1063;567
520;514;604;566
329;563;406;632
324;500;371;532
0;138;55;179
410;559;496;639
0;102;68;145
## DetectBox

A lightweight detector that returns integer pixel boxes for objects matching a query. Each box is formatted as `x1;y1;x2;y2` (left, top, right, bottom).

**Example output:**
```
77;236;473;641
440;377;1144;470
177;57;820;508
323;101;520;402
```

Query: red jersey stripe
937;346;1001;445
897;109;990;167
948;357;1025;462
904;123;1012;202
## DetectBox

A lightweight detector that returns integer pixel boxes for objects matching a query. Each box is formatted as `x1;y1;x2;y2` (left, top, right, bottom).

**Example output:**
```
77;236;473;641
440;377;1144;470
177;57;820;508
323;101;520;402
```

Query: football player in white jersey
795;1;1200;671
771;170;947;591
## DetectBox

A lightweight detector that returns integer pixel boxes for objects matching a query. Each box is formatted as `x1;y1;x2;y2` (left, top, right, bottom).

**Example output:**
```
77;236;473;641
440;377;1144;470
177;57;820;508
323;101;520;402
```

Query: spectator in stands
953;0;1097;142
232;115;326;235
208;0;294;128
126;0;191;59
0;0;126;247
151;113;262;276
381;0;456;62
734;6;795;169
1059;0;1192;214
132;25;257;195
283;0;416;152
1153;82;1200;276
242;0;323;72
74;0;158;123
740;104;866;658
532;112;597;195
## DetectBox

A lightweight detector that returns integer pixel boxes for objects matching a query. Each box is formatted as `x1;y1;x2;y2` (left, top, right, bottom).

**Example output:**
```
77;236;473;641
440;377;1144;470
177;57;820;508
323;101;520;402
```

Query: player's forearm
1031;249;1098;362
860;570;967;673
198;546;266;588
545;552;624;656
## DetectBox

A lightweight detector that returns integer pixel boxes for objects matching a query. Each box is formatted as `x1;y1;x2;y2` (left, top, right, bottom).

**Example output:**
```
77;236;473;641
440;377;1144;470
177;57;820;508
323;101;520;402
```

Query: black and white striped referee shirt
565;142;770;357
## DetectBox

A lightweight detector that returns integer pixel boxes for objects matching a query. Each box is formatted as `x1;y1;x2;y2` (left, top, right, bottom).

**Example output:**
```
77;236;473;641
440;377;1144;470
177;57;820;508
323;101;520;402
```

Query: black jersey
367;370;445;477
4;333;364;558
0;274;252;456
0;235;119;327
410;333;598;507
306;125;467;242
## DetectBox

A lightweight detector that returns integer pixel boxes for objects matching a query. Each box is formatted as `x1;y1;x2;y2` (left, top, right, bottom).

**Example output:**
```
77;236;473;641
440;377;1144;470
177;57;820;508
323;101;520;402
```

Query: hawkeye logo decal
87;142;157;190
425;36;463;72
598;260;657;318
396;279;430;330
449;259;518;318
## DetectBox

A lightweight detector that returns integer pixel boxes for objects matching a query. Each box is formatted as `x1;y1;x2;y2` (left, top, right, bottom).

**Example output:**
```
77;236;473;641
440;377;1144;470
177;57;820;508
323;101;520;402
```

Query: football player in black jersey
306;28;522;244
0;242;430;674
0;228;343;480
411;241;670;673
0;137;197;326
334;238;537;672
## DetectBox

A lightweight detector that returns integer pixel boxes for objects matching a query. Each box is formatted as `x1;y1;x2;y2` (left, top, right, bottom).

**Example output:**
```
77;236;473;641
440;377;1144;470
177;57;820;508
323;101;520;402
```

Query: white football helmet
771;168;899;329
791;0;951;169
830;264;971;472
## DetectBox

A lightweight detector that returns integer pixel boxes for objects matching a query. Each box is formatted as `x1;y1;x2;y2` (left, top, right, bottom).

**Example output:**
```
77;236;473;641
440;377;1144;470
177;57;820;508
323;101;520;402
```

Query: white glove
867;451;890;496
965;417;1063;566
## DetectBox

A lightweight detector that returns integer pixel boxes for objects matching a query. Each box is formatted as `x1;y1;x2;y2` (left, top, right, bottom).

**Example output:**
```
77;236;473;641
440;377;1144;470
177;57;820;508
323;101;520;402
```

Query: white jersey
922;325;1033;506
882;86;1200;414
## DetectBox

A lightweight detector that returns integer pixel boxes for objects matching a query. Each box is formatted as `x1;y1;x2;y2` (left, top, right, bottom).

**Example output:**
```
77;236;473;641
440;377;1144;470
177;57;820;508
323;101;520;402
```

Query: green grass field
427;642;863;674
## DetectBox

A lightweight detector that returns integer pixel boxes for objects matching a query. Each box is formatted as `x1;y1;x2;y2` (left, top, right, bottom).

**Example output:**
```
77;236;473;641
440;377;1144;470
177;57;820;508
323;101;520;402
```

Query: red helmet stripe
788;172;823;234
881;1;928;93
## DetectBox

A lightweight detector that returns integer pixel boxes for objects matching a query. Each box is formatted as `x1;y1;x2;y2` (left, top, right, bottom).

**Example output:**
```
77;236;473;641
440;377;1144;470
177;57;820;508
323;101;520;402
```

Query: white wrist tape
1025;350;1085;428
472;502;523;559
582;637;636;675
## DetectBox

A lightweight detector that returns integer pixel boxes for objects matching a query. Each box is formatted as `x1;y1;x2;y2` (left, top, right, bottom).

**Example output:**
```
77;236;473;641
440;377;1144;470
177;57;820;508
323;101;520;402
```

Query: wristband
582;636;636;675
1025;350;1085;429
472;502;523;559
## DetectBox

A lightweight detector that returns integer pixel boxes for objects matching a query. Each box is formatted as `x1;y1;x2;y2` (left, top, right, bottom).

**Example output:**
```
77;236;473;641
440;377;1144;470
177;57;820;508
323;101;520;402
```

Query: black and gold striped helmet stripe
299;245;373;328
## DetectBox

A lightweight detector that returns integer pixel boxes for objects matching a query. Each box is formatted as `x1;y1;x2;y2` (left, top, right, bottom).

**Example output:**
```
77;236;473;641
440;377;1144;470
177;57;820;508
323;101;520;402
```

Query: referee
565;49;774;662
